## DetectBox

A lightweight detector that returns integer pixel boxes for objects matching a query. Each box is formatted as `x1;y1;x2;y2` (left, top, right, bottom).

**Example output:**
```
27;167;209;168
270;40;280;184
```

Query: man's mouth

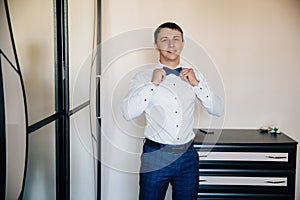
167;50;177;54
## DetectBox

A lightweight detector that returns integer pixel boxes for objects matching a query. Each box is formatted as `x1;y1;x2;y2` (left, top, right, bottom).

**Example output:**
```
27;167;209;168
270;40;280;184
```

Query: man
122;22;224;200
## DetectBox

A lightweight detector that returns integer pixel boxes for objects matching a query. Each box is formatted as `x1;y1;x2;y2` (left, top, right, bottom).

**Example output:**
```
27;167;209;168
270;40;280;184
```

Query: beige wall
102;0;300;199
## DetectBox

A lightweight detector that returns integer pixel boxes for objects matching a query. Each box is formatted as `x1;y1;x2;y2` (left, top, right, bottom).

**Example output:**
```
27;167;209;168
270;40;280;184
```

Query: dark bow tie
163;66;182;76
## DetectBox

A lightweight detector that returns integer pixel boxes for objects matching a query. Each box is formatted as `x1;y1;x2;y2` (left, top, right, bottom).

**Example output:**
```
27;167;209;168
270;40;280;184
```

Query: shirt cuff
138;82;157;102
193;80;211;100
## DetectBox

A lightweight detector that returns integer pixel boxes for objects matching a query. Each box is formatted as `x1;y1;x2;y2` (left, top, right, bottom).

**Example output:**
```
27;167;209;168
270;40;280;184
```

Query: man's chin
167;54;180;61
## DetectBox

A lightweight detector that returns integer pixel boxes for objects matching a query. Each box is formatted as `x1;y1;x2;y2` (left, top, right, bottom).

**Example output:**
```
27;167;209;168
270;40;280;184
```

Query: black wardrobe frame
0;0;101;199
0;48;7;200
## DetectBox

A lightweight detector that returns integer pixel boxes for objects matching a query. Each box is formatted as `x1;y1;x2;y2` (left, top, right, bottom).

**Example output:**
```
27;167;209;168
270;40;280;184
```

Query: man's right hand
151;68;166;86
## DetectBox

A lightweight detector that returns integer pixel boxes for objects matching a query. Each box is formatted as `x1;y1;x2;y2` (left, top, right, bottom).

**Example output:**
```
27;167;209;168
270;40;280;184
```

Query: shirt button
173;83;176;86
177;138;180;140
176;125;179;128
144;99;147;101
175;111;178;114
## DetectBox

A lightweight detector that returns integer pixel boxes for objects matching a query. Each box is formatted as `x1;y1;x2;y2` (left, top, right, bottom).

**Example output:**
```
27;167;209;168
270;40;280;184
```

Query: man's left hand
180;68;199;86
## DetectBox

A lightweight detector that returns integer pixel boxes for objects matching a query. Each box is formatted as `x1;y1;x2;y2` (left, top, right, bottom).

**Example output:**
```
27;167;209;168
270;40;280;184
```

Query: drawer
199;176;287;186
198;170;295;195
197;193;294;200
195;145;296;169
198;151;288;162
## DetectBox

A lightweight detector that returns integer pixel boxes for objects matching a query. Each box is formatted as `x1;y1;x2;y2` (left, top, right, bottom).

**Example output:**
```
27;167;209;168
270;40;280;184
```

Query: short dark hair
154;22;184;44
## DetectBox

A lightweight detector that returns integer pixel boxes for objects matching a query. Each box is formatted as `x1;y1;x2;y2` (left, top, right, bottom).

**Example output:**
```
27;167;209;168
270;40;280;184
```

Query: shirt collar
158;61;181;70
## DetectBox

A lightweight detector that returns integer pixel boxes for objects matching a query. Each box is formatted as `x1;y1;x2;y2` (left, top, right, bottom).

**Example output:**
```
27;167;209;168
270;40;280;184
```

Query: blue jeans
139;140;199;200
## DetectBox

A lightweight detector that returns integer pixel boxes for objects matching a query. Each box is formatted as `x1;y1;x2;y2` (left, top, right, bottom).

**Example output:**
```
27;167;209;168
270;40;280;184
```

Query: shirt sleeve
122;71;157;121
192;70;224;117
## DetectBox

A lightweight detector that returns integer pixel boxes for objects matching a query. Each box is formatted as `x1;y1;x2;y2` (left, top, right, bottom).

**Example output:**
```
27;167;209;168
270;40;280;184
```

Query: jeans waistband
144;138;193;153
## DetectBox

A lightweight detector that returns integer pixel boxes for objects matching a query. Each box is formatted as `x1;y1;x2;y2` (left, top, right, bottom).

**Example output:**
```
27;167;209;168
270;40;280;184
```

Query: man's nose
168;40;174;47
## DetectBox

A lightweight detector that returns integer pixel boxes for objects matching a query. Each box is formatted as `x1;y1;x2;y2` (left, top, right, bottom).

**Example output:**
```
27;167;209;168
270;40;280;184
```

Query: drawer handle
199;155;208;158
265;180;286;184
266;155;287;159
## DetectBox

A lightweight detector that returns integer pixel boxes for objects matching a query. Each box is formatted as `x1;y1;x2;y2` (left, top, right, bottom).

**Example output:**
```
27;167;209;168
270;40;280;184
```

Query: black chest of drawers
193;129;298;200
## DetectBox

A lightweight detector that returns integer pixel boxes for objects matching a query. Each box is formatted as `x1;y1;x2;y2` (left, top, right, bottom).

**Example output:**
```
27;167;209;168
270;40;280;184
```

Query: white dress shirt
122;63;224;145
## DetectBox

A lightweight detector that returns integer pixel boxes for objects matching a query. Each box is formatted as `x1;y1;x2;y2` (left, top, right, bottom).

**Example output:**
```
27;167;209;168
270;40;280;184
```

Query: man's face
155;28;184;63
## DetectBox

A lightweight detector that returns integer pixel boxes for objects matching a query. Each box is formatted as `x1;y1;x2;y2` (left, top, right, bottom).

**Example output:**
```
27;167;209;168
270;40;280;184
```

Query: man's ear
154;43;158;50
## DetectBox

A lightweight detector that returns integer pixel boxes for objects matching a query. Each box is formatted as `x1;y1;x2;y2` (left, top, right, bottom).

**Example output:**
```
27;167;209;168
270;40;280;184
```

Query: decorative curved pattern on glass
0;0;29;199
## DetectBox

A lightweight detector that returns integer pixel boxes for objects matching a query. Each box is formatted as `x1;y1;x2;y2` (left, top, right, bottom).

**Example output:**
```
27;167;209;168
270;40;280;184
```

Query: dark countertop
194;129;298;145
